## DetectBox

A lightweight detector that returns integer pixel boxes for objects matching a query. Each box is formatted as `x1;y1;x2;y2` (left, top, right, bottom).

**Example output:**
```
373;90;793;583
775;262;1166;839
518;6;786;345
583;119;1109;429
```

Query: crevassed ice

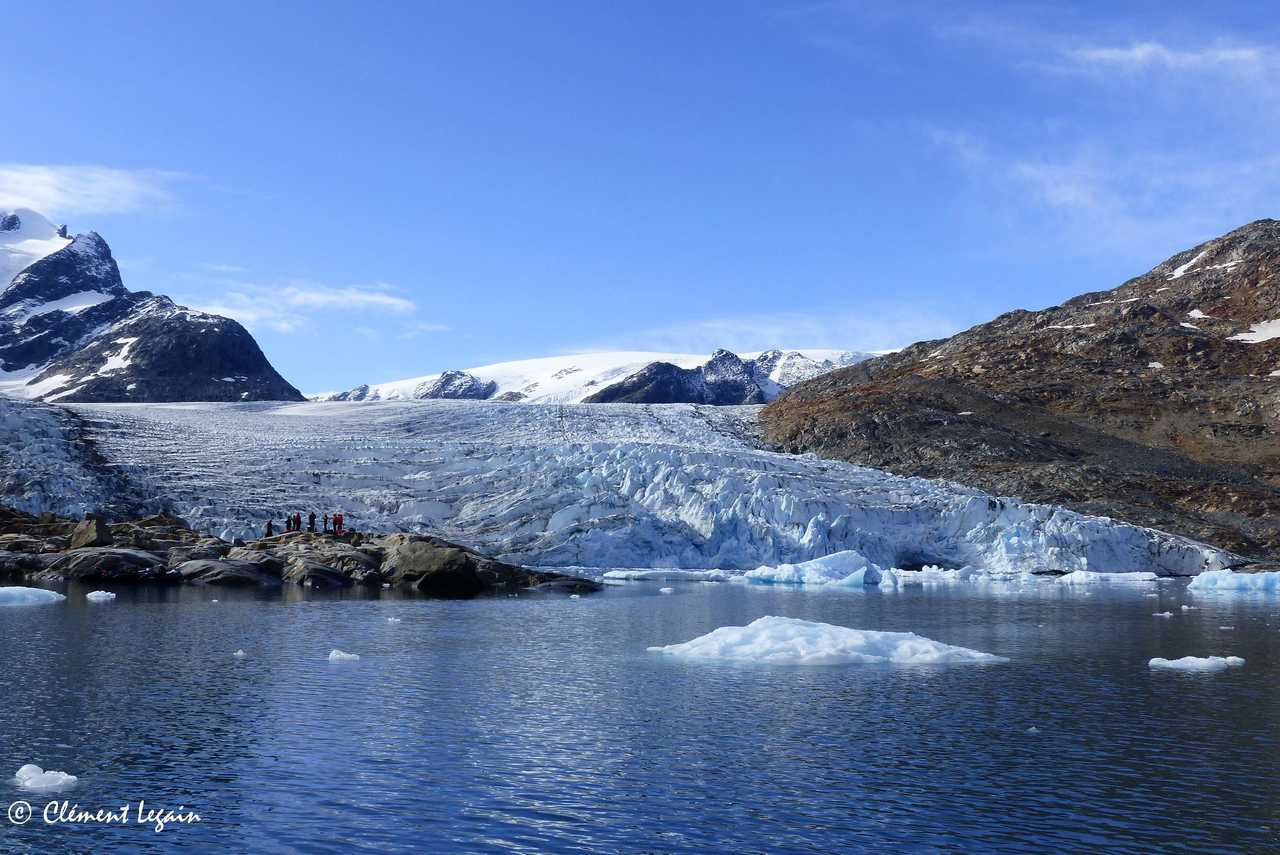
648;616;1007;665
60;400;1238;575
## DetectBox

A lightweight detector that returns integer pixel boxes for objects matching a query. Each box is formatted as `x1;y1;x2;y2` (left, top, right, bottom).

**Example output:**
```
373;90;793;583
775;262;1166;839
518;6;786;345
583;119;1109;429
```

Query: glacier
51;399;1238;576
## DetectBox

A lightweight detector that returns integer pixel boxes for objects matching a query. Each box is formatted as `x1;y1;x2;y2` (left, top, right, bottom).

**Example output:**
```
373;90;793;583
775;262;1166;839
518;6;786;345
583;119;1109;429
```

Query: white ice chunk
85;590;116;602
603;569;730;582
328;649;360;662
386;617;401;623
232;649;247;658
14;764;78;791
1057;571;1159;585
659;586;675;594
1148;655;1244;672
647;616;1007;665
1188;570;1280;592
0;586;66;606
1153;611;1173;618
741;550;884;587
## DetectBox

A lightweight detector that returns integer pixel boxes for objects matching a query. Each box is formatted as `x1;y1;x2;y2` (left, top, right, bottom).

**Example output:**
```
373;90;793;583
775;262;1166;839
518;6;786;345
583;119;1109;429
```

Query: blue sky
5;2;1280;392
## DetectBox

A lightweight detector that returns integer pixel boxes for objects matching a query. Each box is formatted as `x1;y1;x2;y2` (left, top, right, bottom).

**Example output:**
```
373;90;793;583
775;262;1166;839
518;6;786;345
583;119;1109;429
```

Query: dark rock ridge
763;219;1280;558
0;506;600;597
0;210;303;403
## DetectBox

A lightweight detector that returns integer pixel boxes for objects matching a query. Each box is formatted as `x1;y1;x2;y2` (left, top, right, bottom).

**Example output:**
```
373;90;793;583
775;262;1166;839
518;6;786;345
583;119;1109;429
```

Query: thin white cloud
399;321;450;339
0;164;188;216
184;279;420;334
1066;41;1268;71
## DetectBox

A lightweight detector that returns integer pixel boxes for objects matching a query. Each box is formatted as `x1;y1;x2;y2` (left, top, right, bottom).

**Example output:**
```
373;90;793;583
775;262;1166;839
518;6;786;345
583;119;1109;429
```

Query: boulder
0;550;56;581
0;533;46;554
176;559;282;588
378;533;544;597
224;547;287;575
527;577;605;595
282;557;351;589
46;547;166;582
70;516;114;550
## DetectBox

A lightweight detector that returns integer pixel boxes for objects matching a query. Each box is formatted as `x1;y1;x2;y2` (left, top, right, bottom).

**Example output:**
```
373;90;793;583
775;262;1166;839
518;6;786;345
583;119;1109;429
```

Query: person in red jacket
333;512;344;535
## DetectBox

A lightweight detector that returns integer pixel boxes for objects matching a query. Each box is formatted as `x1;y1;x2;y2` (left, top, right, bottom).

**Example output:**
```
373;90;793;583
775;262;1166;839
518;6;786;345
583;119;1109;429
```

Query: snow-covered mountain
0;209;302;403
322;348;870;404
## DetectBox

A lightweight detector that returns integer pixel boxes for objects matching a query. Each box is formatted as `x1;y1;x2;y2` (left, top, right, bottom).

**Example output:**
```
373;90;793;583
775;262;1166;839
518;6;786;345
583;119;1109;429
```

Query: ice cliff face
0;208;302;403
64;399;1237;575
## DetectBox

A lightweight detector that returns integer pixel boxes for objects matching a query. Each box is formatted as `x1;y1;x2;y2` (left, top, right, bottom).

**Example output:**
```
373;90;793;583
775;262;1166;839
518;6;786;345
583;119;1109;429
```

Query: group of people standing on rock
264;510;345;538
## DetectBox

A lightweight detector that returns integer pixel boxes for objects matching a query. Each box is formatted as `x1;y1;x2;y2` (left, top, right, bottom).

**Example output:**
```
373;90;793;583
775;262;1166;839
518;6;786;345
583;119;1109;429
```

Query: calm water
2;578;1278;853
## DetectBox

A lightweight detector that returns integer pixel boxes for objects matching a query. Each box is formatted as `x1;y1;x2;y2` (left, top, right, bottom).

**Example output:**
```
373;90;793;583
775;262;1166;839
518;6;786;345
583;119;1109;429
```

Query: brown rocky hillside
763;219;1280;558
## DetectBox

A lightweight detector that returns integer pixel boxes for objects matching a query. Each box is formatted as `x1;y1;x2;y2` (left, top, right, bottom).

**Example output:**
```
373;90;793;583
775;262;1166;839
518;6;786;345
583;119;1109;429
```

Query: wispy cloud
183;279;420;334
1065;41;1269;72
590;309;959;355
0;164;188;217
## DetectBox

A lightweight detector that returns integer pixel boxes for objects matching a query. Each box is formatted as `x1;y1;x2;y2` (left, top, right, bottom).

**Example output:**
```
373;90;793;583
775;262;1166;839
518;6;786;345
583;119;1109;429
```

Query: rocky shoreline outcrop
0;507;601;598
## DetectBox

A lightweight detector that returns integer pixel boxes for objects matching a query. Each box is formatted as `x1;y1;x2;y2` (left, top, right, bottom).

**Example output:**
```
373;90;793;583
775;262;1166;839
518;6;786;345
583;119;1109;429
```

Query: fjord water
3;580;1278;853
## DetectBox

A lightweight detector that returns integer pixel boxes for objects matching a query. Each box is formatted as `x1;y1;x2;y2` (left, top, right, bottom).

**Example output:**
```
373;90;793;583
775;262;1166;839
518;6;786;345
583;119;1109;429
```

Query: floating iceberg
386;617;402;623
1188;570;1280;593
15;764;77;791
647;616;1007;665
0;587;66;606
739;550;896;587
1149;656;1244;672
602;569;729;582
659;587;675;594
85;590;116;602
1153;612;1173;618
1057;571;1159;585
327;649;360;663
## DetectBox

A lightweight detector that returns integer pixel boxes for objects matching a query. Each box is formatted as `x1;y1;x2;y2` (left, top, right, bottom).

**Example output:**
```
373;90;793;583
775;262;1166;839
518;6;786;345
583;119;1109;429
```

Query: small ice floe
569;594;581;599
85;590;116;602
1181;605;1198;611
386;617;402;623
740;550;898;588
1149;656;1244;673
647;616;1006;666
602;569;728;582
1057;571;1159;585
1026;726;1040;734
0;587;66;606
211;599;219;603
1188;570;1280;593
1219;626;1235;631
14;764;77;791
1153;612;1173;618
382;583;391;589
659;587;675;594
232;649;247;658
328;649;360;663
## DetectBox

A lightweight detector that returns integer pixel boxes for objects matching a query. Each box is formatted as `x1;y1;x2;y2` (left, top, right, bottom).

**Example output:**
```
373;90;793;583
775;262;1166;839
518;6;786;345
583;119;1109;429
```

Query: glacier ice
1149;656;1244;672
14;764;77;791
648;616;1007;665
56;400;1237;577
1188;570;1280;593
0;586;66;606
85;590;116;602
328;649;360;663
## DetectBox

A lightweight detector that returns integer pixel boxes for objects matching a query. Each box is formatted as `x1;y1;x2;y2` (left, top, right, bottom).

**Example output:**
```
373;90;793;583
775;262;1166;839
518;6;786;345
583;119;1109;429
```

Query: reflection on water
2;578;1278;853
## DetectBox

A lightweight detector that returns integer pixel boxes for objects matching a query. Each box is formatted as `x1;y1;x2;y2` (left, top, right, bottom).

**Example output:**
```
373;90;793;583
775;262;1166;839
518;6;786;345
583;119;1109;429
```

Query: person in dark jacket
308;512;316;532
293;512;302;532
265;519;274;537
323;514;330;533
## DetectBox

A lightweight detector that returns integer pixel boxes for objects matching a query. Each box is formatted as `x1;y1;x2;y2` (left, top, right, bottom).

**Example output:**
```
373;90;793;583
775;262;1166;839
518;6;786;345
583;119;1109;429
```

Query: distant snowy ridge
319;348;870;405
0;208;301;403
